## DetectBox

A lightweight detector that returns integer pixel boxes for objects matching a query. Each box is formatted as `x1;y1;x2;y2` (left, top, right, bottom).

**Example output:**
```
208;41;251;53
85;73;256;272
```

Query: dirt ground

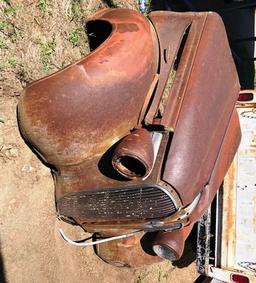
0;1;199;282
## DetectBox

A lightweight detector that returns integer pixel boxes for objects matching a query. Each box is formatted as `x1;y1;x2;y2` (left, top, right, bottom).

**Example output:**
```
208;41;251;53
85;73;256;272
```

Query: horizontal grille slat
58;185;177;220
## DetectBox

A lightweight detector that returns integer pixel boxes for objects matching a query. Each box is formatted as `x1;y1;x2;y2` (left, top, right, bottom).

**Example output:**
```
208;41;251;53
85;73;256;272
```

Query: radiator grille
58;185;177;220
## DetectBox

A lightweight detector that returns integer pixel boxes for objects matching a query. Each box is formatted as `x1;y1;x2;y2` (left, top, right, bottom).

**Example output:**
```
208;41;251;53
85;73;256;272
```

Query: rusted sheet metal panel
95;232;163;267
221;92;256;277
18;9;240;231
145;11;193;125
18;8;159;166
150;12;207;130
152;110;241;262
189;110;241;224
18;8;242;267
161;12;240;205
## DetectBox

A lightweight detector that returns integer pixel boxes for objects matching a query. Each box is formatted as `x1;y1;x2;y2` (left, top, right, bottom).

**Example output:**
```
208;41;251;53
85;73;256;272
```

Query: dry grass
0;0;137;96
0;0;88;96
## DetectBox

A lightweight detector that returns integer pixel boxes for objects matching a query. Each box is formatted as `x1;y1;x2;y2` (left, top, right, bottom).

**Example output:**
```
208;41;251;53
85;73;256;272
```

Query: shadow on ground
0;243;6;283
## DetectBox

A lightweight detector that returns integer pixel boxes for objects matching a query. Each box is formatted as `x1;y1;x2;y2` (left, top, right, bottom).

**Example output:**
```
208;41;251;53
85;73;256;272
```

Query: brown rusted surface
158;12;207;130
153;223;194;261
138;74;159;124
18;9;240;230
96;232;163;268
53;133;170;202
189;109;241;223
152;109;240;263
18;8;159;167
161;12;240;205
144;12;193;125
55;134;184;232
112;128;154;179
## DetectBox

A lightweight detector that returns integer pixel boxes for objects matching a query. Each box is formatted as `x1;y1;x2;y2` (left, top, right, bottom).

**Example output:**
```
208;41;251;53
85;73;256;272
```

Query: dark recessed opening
118;156;147;177
86;20;112;51
163;48;168;63
153;245;178;261
173;24;191;70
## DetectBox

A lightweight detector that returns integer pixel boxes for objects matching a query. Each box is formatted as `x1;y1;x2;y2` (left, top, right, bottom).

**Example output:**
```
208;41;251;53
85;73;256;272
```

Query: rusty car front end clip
18;8;241;267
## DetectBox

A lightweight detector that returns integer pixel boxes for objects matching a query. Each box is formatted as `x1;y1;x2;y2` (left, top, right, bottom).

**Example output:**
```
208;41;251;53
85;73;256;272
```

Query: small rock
7;148;19;158
22;164;34;172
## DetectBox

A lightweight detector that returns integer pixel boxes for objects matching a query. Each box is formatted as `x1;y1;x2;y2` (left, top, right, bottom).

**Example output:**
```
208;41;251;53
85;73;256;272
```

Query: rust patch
117;23;139;33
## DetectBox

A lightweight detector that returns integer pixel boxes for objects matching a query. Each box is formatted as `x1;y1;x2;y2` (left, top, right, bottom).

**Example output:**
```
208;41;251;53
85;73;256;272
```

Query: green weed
10;33;17;41
39;36;56;71
37;0;47;13
0;39;6;47
146;0;151;6
18;30;26;39
69;28;82;47
0;21;9;31
136;272;149;283
0;21;19;42
37;0;52;16
2;0;16;14
8;57;17;67
3;6;16;15
69;0;83;21
158;269;169;282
